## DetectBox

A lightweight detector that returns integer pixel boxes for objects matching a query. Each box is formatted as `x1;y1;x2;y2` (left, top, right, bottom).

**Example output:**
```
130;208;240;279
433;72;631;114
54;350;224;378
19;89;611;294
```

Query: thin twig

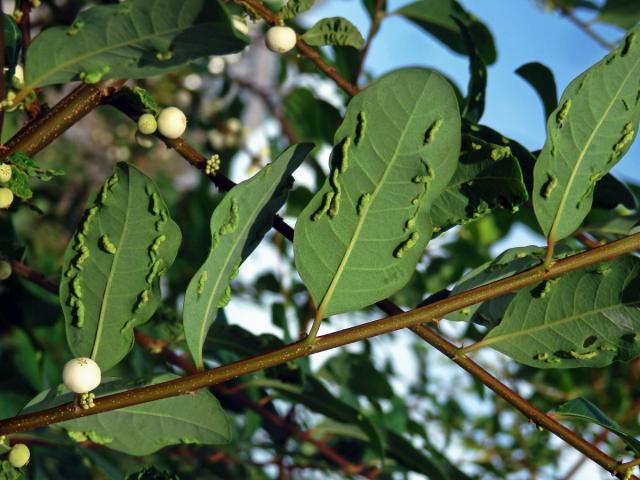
353;0;385;84
549;0;615;50
235;0;359;96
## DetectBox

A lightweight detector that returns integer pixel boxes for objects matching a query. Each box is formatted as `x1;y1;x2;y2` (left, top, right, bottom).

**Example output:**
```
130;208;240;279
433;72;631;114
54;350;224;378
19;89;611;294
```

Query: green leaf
183;144;312;368
25;0;247;89
455;17;486;123
319;352;394;399
283;88;342;147
430;135;528;234
24;374;230;455
515;62;558;122
3;15;22;75
397;0;497;65
294;68;461;317
471;255;640;368
5;168;31;200
532;27;640;243
362;0;387;20
126;466;181;480
592;173;637;210
0;461;22;480
60;163;181;372
279;0;315;19
301;17;365;49
446;246;543;323
556;398;640;454
597;0;640;30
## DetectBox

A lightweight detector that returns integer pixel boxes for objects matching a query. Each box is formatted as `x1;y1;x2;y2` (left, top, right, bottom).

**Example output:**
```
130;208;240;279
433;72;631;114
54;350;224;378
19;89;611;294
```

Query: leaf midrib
91;170;132;361
547;52;640;241
196;172;286;363
479;300;640;349
316;78;433;316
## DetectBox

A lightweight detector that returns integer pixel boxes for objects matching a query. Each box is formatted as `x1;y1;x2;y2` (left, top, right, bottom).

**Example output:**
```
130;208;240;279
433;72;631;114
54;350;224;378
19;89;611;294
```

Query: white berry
0;188;13;209
0;163;11;183
0;261;11;280
8;444;30;468
265;26;297;54
137;113;157;135
62;357;101;393
135;131;155;148
157;106;187;139
231;16;249;36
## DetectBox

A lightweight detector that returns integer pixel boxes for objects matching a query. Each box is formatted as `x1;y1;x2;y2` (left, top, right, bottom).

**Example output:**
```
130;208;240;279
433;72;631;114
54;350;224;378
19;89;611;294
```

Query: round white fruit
62;357;102;394
137;113;158;135
157;106;187;139
135;131;155;148
265;26;297;54
0;188;13;209
0;163;11;183
8;444;30;468
0;261;11;280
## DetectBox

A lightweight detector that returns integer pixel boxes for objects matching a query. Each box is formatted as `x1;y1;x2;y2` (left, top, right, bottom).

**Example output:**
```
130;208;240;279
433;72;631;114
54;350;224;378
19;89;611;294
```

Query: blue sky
305;0;639;184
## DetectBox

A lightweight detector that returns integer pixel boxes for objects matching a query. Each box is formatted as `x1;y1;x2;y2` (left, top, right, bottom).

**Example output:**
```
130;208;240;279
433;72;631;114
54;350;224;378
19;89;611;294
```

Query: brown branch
9;259;58;295
235;0;359;97
0;80;127;160
353;0;385;84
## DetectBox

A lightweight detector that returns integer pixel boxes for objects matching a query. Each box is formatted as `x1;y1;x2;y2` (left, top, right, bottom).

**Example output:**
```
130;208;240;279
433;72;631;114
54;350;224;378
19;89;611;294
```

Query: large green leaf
60;163;181;372
280;0;315;19
430;135;528;234
532;26;640;243
294;68;461;317
556;398;640;454
25;0;247;89
183;144;312;368
397;0;497;65
470;256;640;368
24;374;230;455
301;17;365;49
456;18;486;123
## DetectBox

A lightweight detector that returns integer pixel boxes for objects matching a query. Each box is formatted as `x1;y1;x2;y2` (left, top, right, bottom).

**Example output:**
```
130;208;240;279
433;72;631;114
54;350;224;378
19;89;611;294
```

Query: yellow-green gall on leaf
0;188;14;209
0;164;11;183
0;261;11;280
137;113;158;135
8;444;30;468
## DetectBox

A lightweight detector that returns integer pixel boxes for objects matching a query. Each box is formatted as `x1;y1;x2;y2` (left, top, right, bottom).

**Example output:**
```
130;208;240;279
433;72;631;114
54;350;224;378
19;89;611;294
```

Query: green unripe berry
8;444;30;468
0;188;13;209
0;261;11;280
0;163;11;183
137;113;158;135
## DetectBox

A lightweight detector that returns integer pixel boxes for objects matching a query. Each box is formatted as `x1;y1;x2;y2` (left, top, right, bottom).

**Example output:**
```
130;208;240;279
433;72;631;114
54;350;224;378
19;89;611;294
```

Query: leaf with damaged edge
430;135;528;234
294;68;461;317
183;144;312;369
